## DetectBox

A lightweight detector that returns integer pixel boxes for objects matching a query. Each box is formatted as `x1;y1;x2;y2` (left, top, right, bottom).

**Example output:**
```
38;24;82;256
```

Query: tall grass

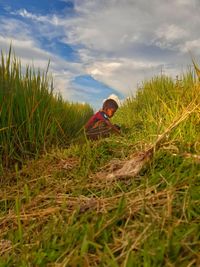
0;48;93;168
115;70;200;148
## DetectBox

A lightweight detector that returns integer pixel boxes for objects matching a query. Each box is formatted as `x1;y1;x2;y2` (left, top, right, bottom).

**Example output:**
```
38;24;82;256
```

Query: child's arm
85;118;93;130
105;120;121;135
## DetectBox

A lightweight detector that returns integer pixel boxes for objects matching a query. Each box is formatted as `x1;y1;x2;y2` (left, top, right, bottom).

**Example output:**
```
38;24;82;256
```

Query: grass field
0;50;200;266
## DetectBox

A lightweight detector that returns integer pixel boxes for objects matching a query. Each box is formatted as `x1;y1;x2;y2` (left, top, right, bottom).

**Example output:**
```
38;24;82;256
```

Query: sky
0;0;200;109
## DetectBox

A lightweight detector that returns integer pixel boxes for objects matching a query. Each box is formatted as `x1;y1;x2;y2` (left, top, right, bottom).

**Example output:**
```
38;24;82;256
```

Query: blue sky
0;0;200;109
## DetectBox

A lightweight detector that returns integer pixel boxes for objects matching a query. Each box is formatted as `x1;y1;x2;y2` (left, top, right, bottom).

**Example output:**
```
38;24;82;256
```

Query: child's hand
114;124;121;131
112;124;121;134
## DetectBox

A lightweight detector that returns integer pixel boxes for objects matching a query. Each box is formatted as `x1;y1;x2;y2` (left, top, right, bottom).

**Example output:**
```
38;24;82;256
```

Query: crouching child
85;98;121;140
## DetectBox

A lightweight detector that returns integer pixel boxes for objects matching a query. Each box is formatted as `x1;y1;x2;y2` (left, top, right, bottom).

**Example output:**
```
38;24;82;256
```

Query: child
85;98;121;140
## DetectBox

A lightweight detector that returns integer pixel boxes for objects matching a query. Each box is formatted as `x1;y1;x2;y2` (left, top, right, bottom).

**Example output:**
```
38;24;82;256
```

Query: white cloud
12;8;63;26
60;0;200;93
154;24;187;45
1;0;200;103
86;58;162;94
181;38;200;53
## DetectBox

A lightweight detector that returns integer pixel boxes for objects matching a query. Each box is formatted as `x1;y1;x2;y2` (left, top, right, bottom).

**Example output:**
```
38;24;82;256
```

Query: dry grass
1;170;195;266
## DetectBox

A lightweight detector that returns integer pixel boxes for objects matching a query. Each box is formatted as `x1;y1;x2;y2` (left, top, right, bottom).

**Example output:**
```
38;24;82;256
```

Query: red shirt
85;111;110;130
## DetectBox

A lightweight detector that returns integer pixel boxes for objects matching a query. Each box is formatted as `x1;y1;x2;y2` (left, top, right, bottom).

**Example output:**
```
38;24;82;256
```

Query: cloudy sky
0;0;200;108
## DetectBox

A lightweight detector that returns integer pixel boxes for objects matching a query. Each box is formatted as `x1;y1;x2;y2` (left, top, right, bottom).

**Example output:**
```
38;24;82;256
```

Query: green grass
0;51;200;266
0;48;93;169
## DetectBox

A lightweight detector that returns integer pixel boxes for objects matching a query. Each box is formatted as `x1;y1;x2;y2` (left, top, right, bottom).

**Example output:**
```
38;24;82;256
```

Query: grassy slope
0;72;200;266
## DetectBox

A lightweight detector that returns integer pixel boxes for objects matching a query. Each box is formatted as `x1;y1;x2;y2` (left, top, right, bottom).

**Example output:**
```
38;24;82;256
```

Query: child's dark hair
103;99;119;110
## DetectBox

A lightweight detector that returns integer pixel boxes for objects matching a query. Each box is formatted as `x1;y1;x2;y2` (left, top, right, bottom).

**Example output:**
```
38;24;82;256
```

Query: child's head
102;98;119;118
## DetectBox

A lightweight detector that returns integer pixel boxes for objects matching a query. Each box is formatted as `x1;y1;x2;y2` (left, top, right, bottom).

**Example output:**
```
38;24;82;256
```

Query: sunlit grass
115;70;200;148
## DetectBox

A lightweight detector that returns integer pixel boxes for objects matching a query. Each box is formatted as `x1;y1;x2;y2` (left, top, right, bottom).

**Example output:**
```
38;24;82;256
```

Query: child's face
106;108;116;118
